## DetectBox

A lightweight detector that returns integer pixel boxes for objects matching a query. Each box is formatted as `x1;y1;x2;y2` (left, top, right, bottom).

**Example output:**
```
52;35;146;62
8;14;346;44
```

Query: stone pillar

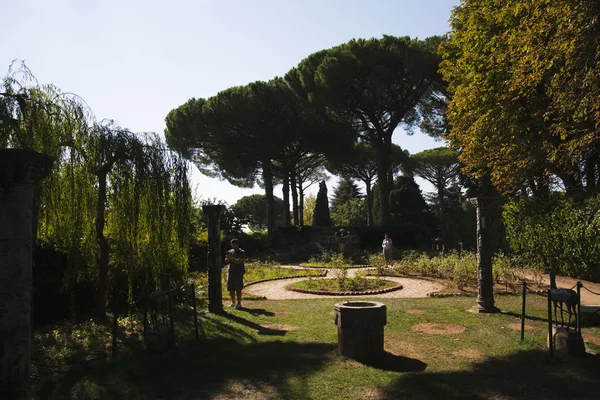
0;149;54;400
474;196;499;313
202;205;225;314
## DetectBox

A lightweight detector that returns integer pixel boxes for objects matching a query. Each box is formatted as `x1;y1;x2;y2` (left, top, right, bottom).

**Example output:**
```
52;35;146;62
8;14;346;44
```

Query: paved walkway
245;265;600;305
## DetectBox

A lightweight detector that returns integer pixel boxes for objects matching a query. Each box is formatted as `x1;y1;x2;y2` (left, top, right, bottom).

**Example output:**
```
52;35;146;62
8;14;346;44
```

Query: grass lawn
32;294;600;399
190;264;324;300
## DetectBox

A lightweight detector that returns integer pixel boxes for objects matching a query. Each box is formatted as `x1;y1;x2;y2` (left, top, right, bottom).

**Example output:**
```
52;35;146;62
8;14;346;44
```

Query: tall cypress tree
313;181;331;227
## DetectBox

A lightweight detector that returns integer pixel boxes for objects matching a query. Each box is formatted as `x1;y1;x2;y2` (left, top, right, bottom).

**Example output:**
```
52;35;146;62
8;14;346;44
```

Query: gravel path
244;266;600;304
245;274;446;300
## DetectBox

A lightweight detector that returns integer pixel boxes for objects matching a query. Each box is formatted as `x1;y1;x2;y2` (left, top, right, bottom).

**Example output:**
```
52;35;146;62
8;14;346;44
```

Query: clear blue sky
2;0;460;205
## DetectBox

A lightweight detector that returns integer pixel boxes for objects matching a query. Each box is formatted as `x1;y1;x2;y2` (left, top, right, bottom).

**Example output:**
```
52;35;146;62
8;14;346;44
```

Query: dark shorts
227;266;245;291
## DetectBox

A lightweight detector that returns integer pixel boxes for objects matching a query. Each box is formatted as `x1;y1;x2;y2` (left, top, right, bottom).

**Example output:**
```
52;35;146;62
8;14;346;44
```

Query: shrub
503;194;600;281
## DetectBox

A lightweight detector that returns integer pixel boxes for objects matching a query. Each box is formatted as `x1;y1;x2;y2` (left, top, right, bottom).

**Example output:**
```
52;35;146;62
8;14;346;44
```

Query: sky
2;0;460;205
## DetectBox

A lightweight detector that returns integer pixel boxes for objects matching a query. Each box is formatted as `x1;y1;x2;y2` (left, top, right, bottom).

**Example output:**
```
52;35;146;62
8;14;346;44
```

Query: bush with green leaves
503;194;600;281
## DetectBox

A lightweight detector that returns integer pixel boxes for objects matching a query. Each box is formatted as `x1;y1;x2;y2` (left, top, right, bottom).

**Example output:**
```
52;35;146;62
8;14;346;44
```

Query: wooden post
168;290;176;351
202;205;225;313
547;289;554;359
0;149;54;400
112;291;118;358
576;281;582;334
191;283;200;342
521;281;527;340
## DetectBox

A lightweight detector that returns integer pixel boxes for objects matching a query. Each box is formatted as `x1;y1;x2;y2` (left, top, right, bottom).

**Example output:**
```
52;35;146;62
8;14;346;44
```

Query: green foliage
301;193;317;226
389;176;432;225
39;123;192;295
331;198;366;227
286;35;442;224
331;177;362;209
231;194;286;231
441;0;600;193
313;181;331;227
290;276;393;292
503;193;600;280
354;224;432;250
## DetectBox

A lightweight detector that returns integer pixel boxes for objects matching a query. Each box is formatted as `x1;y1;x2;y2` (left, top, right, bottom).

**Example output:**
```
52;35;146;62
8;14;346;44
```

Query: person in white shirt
382;234;393;266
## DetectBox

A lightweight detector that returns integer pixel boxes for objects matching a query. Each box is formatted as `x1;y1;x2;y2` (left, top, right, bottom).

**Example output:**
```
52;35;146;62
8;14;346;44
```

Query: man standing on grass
225;238;246;309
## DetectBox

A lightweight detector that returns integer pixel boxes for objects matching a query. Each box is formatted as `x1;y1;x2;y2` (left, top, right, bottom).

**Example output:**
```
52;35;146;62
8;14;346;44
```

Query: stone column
202;205;225;314
0;149;54;399
474;196;499;313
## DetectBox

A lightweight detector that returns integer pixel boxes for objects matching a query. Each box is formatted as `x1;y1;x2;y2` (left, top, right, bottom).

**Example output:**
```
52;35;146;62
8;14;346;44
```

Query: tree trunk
94;170;110;318
585;154;598;191
282;168;291;226
299;185;305;226
375;140;391;225
262;159;275;245
364;179;373;227
475;196;499;313
202;205;225;313
437;178;446;249
290;169;299;226
0;149;54;400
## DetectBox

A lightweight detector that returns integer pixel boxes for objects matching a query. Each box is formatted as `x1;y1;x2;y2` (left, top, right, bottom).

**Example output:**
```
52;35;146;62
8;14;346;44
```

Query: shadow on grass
223;312;286;335
361;351;427;373
34;313;336;399
382;349;600;400
501;311;549;323
238;307;276;317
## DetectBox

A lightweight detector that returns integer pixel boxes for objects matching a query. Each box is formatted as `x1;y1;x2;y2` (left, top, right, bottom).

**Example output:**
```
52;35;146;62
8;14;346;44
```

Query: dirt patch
359;387;388;400
405;309;426;314
412;322;466;335
192;380;278;400
260;324;299;331
452;348;484;360
273;311;291;317
506;323;534;331
583;333;600;346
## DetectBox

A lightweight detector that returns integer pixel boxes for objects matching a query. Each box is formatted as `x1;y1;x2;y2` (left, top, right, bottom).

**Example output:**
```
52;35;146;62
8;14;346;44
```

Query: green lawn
32;295;600;399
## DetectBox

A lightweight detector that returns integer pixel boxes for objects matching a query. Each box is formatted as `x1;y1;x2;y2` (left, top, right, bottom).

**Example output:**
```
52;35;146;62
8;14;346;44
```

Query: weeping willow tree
39;120;192;316
2;62;192;317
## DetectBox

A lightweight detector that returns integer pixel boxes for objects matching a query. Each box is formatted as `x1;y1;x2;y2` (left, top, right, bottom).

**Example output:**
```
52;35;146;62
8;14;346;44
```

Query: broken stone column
0;149;54;400
202;205;225;314
474;196;499;313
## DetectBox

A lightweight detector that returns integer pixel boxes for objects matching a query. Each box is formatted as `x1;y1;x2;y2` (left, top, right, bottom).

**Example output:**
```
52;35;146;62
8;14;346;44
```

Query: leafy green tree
327;143;407;226
41;121;191;316
389;176;431;226
441;0;600;195
410;147;461;247
232;194;286;231
302;194;317;227
331;198;366;227
286;35;441;225
313;181;331;227
166;79;347;241
503;193;600;281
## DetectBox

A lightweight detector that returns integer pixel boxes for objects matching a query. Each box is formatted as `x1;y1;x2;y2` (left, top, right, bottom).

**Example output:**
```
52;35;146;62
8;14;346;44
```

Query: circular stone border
244;271;328;287
297;264;373;269
285;279;403;296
